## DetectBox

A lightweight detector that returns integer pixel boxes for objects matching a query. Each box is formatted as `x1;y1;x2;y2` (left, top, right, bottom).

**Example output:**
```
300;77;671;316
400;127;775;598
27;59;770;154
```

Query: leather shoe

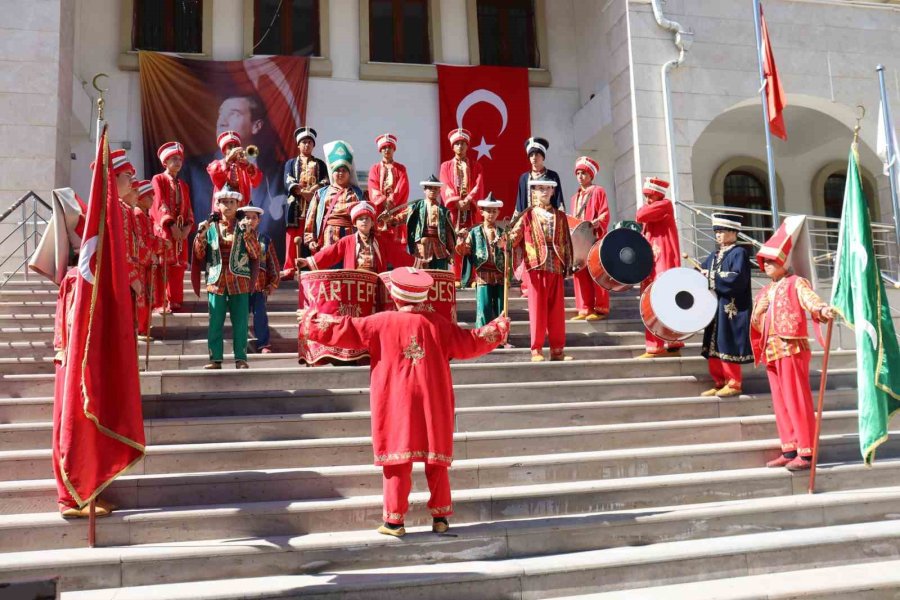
585;313;606;321
700;387;721;397
715;384;742;398
766;455;793;468
786;457;812;471
235;360;250;369
637;351;667;359
203;361;222;370
570;314;587;321
259;347;273;354
432;518;450;533
61;503;111;519
531;352;545;362
377;523;406;537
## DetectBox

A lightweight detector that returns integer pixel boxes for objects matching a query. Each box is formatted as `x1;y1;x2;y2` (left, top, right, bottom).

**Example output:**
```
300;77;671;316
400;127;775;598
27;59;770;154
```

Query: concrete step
0;389;861;450
2;372;814;423
0;343;690;376
0;428;871;516
551;560;900;599
0;409;872;482
3;442;900;552
5;476;900;595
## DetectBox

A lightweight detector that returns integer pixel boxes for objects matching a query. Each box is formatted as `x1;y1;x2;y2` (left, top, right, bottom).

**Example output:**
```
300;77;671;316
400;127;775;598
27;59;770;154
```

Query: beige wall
627;0;900;231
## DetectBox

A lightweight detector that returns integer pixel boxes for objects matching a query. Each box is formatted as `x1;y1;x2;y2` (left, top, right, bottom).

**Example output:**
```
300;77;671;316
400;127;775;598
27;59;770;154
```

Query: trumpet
245;145;259;167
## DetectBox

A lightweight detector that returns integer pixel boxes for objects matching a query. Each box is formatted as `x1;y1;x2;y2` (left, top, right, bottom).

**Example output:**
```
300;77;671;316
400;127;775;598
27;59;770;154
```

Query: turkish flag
57;125;145;508
438;65;531;221
760;4;787;140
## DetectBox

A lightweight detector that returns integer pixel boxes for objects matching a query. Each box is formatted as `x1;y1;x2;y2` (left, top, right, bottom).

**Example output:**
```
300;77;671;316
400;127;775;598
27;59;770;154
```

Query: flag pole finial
853;105;865;146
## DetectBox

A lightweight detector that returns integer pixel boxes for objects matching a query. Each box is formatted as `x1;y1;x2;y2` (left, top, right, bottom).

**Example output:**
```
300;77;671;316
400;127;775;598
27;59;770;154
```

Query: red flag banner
138;52;310;259
58;126;145;507
760;4;787;140
437;65;531;221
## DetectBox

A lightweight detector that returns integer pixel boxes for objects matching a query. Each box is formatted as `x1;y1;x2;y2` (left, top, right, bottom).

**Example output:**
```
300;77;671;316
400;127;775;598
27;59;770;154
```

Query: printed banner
138;51;310;260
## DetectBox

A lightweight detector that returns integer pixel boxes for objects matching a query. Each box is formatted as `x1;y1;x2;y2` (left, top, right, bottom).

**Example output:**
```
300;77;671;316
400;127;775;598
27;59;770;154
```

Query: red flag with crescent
437;65;531;221
58;125;145;508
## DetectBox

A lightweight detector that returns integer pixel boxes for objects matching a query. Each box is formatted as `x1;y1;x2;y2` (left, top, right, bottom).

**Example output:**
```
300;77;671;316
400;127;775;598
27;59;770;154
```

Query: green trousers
208;292;249;362
475;283;503;328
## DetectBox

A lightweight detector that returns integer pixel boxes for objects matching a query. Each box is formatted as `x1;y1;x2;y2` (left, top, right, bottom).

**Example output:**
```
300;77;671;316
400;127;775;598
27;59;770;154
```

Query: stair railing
0;192;51;290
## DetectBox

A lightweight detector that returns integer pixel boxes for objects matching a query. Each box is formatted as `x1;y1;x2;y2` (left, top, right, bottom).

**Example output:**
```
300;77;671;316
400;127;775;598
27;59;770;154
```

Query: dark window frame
476;0;538;68
368;0;432;64
723;170;772;244
253;0;321;57
132;0;204;53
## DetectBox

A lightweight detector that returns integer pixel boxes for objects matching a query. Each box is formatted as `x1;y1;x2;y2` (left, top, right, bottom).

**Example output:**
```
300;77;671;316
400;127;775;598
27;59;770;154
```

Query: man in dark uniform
699;213;754;397
282;126;328;279
514;137;564;214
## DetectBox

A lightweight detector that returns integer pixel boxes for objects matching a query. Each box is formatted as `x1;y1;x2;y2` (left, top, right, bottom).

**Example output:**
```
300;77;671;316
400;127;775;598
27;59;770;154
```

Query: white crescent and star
455;89;509;161
78;236;99;285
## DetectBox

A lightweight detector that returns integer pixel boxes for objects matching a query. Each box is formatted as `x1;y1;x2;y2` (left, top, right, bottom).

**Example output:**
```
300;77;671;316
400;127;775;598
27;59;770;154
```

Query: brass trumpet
245;145;260;166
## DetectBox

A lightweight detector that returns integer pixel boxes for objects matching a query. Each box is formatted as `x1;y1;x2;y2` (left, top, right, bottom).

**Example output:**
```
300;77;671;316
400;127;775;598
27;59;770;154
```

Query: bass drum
586;227;653;291
640;267;717;342
300;269;379;363
567;215;596;272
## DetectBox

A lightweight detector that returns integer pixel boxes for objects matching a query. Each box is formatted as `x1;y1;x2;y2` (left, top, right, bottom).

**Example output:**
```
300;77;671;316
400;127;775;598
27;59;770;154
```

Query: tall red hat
110;148;136;176
136;179;154;199
756;215;815;285
217;131;242;153
350;201;376;223
157;141;184;164
447;128;471;145
389;267;434;304
642;177;669;201
375;133;398;152
574;156;600;179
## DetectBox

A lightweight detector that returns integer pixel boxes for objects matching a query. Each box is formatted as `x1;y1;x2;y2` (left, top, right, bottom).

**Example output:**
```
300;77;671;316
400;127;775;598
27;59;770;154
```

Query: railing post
20;200;27;282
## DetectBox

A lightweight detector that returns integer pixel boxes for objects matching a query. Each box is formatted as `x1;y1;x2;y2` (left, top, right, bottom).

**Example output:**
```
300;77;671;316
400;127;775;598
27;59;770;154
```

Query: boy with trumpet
207;130;261;211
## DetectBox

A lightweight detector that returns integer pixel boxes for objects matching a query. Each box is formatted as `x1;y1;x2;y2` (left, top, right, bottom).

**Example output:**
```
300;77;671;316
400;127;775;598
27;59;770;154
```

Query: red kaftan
571;185;611;316
52;268;79;509
207;158;262;210
635;198;683;352
305;232;385;273
299;310;507;466
368;161;412;268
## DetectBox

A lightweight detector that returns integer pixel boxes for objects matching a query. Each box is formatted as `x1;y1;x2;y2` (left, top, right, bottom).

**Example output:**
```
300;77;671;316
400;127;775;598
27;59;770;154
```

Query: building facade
2;0;899;261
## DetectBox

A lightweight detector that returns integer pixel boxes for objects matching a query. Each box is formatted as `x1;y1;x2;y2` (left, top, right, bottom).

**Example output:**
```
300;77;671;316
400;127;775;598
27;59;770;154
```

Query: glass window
253;0;320;57
369;0;431;64
723;170;771;244
476;0;538;68
132;0;203;53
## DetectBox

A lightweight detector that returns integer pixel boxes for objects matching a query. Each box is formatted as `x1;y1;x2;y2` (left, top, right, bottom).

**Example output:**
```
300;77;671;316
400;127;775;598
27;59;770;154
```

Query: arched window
723;170;771;243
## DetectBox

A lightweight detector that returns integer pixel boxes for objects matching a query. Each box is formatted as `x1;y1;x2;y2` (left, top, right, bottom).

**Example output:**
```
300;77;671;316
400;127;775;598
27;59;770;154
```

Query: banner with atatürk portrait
138;51;310;260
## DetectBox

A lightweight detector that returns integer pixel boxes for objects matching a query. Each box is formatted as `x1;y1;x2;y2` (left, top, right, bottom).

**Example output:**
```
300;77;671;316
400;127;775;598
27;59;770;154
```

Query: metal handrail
0;192;50;223
0;191;51;290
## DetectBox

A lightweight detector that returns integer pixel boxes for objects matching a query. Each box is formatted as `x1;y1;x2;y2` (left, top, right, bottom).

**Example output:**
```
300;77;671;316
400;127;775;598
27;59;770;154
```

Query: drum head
599;228;653;285
649;268;717;334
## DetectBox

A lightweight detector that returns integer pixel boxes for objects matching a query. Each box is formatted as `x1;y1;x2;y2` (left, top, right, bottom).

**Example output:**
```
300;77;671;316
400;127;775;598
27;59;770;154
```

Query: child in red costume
151;141;194;312
298;268;509;536
134;181;163;339
635;177;684;358
439;128;484;285
570;156;610;321
367;133;412;268
751;216;835;471
298;202;385;273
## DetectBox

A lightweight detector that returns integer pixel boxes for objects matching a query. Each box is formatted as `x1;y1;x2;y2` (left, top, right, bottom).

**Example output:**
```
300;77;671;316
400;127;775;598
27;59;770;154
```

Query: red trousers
767;351;816;457
708;358;743;388
524;269;566;353
157;264;185;308
284;225;304;276
382;462;452;524
52;364;77;510
573;268;609;315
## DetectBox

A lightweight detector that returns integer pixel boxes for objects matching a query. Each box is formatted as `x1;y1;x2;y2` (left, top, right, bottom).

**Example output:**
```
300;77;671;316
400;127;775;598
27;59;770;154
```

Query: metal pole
752;0;780;228
876;65;900;270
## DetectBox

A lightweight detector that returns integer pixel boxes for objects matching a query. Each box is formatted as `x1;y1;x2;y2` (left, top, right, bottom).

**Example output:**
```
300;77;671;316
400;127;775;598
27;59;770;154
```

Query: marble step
1;372;808;423
0;428;872;516
0;410;869;482
4;444;900;553
0;389;860;450
0;343;690;375
551;560;900;599
52;518;900;600
0;354;855;399
8;472;900;595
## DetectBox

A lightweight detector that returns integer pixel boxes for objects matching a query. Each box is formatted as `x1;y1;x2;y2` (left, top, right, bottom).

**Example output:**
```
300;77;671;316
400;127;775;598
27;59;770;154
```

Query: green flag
831;145;900;465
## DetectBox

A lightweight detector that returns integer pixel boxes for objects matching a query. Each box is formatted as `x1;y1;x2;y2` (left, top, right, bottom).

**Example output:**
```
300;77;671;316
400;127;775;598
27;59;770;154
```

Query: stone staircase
1;274;900;599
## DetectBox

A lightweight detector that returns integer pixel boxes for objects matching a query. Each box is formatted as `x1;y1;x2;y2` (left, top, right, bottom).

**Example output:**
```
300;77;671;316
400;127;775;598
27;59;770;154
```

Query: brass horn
245;145;260;166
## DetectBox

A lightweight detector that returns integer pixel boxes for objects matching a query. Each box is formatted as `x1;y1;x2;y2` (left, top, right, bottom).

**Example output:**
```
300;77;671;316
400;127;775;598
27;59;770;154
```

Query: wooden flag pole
161;265;168;336
144;263;155;371
808;318;835;494
88;500;97;547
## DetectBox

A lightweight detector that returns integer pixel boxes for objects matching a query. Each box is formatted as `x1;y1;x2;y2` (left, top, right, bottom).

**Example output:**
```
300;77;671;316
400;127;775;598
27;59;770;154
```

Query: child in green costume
458;193;505;327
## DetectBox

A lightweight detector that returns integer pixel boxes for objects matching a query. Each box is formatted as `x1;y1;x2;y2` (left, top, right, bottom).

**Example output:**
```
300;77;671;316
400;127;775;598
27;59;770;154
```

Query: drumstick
682;253;703;271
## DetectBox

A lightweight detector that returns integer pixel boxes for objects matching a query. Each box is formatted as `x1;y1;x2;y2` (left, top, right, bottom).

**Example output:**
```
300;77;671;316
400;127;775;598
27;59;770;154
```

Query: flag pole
88;500;97;547
876;65;900;271
808;318;835;494
752;0;781;228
